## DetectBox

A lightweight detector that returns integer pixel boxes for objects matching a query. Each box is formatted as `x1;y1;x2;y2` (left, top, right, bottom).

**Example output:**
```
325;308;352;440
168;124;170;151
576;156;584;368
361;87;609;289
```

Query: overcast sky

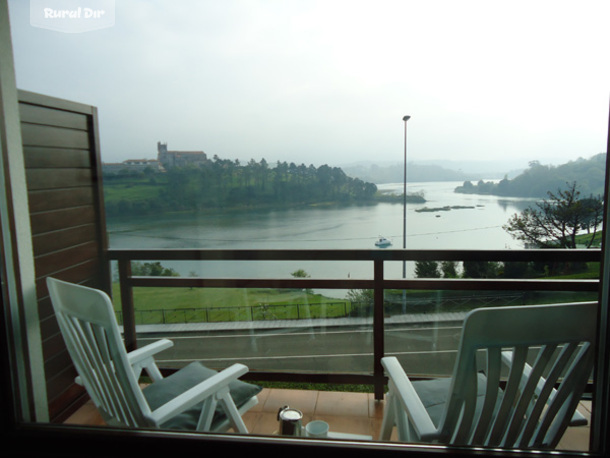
7;0;610;171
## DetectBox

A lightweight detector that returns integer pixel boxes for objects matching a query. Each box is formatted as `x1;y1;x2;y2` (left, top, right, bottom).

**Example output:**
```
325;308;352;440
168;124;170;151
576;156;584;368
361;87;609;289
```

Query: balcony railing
109;248;601;400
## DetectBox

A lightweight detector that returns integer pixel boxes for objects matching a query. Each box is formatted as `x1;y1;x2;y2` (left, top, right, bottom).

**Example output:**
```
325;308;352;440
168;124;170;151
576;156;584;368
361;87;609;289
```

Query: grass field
111;284;352;324
104;178;164;204
111;276;599;325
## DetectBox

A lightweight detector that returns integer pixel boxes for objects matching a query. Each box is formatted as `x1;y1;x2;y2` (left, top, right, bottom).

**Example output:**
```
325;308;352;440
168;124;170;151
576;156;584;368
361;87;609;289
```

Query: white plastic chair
380;302;596;449
46;277;261;433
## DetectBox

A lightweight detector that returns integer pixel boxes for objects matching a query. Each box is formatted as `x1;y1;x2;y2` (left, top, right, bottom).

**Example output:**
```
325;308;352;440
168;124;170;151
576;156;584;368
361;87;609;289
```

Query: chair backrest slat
454;360;479;443
439;302;596;449
47;277;155;428
471;347;502;444
503;344;556;446
70;313;138;426
517;343;576;447
532;342;594;448
484;345;527;446
82;321;126;420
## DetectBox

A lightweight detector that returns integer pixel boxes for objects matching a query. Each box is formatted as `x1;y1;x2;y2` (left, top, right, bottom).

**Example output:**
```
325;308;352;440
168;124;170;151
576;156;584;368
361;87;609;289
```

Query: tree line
104;156;378;216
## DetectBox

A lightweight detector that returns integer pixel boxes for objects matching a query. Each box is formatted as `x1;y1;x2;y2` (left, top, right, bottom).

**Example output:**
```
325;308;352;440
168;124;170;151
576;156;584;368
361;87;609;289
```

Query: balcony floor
65;387;592;451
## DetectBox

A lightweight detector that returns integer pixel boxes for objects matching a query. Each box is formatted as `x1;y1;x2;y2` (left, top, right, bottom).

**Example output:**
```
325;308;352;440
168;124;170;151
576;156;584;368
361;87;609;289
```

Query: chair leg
380;390;396;441
144;360;164;382
381;386;416;442
395;400;411;442
197;397;217;431
217;390;248;433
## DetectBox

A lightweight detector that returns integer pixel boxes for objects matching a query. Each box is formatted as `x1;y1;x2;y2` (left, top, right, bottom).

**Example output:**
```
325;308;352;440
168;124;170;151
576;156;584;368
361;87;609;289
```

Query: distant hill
406;159;527;179
342;162;483;184
454;153;606;198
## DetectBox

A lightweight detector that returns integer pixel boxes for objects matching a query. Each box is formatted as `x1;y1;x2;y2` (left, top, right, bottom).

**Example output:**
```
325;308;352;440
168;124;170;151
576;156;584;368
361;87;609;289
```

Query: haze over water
107;181;536;290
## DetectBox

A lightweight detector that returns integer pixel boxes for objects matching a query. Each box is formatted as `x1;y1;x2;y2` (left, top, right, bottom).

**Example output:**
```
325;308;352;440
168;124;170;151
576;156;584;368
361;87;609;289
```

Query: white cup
305;420;329;438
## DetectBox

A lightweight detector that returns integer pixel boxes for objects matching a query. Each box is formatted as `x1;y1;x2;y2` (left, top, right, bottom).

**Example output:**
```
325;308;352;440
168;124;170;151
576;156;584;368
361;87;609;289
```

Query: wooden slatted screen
19;90;110;423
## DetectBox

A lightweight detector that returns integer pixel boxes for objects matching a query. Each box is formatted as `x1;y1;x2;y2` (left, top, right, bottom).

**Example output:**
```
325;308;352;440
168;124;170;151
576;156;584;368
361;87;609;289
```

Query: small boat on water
375;236;392;248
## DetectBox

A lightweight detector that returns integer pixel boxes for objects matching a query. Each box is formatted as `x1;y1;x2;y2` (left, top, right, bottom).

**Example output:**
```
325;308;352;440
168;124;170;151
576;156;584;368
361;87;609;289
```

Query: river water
107;181;537;291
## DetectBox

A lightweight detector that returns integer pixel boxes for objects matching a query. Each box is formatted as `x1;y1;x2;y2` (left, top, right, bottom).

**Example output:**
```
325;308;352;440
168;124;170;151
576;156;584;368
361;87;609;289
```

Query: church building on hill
157;142;208;169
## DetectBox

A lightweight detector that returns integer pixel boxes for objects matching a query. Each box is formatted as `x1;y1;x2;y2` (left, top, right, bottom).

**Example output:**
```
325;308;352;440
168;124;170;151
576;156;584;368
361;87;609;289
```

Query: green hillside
103;159;379;217
455;153;606;198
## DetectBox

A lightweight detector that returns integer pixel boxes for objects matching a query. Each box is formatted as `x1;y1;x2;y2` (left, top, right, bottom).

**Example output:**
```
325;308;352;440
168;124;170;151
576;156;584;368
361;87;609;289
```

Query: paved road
138;317;466;376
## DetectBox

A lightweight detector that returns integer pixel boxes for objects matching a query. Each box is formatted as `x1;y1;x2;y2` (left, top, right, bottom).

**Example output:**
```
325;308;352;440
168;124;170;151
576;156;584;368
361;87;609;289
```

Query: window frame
1;0;609;455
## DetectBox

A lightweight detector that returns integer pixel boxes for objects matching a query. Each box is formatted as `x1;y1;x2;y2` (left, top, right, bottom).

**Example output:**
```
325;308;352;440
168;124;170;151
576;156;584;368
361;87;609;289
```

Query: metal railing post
118;257;137;352
373;258;385;400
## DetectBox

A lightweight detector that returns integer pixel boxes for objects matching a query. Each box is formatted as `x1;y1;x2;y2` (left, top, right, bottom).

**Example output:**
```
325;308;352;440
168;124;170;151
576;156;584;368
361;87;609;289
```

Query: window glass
7;0;609;453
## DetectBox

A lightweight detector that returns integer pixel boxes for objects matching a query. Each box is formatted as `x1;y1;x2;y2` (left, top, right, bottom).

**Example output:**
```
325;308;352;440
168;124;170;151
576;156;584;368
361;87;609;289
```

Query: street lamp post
401;115;410;315
402;115;410;279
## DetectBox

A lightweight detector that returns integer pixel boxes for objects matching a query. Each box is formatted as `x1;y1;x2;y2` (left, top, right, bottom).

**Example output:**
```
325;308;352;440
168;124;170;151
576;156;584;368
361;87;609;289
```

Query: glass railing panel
383;288;599;379
110;253;599;381
120;259;374;281
119;284;374;374
384;288;462;379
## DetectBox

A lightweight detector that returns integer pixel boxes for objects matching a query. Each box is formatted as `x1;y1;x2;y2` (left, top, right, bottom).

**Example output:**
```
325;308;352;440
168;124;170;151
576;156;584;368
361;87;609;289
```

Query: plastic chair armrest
127;339;174;382
74;340;174;385
127;339;174;365
150;363;249;425
382;357;438;440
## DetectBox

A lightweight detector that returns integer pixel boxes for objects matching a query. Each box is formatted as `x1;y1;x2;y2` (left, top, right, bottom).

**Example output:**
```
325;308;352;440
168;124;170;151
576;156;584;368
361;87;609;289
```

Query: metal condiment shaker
277;405;303;436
